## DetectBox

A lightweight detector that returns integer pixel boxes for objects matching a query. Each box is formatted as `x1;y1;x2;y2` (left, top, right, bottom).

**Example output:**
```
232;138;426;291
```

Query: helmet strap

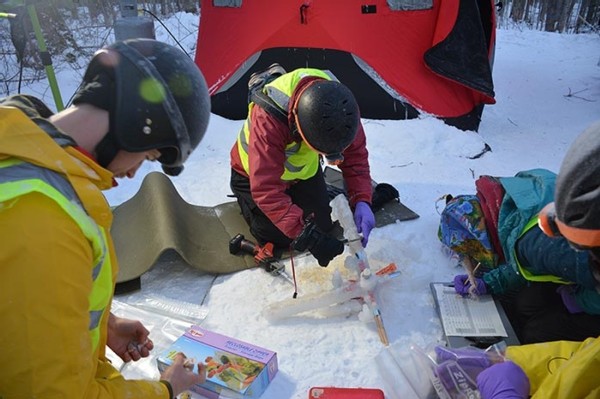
291;80;316;145
72;67;120;168
290;120;301;141
324;153;344;166
95;128;119;168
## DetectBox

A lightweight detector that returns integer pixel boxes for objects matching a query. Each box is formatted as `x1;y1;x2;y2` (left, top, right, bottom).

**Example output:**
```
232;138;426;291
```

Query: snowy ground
13;12;600;399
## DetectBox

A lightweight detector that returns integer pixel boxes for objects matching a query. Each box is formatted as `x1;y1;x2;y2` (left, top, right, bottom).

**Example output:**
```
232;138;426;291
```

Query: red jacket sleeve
230;81;373;237
245;106;306;239
339;121;372;207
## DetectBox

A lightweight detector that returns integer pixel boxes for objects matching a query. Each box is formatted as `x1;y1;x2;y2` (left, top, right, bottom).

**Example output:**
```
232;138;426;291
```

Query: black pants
230;168;334;249
500;282;600;344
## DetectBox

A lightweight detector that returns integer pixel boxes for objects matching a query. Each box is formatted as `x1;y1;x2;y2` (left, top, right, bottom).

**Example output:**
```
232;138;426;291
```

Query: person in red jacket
230;67;375;266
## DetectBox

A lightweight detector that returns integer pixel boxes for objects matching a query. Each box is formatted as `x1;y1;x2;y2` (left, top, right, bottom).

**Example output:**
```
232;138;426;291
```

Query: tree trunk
523;0;532;25
537;0;547;30
544;0;560;31
585;0;600;27
558;0;577;31
510;0;527;22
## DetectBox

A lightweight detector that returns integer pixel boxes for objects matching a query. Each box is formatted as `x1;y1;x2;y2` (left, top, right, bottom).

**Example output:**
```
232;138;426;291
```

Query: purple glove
557;285;583;314
453;274;487;297
434;346;493;395
353;201;375;247
435;346;492;370
434;359;479;397
477;361;529;399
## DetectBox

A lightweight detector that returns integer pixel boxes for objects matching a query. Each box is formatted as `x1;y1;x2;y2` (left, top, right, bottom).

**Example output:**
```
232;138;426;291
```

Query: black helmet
292;80;359;165
77;38;210;175
539;121;600;248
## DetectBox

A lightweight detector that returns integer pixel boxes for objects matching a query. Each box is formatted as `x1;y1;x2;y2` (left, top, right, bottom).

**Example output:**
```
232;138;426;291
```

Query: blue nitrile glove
557;285;583;314
454;274;487;297
477;361;530;399
353;201;375;247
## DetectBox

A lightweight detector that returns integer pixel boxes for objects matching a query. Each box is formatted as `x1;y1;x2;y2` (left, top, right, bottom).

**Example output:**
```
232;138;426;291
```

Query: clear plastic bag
127;293;209;324
376;340;508;399
376;343;436;399
108;297;208;379
411;342;507;399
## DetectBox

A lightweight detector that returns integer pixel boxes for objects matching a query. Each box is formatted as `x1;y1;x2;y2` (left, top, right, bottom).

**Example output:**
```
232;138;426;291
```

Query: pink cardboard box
157;325;278;398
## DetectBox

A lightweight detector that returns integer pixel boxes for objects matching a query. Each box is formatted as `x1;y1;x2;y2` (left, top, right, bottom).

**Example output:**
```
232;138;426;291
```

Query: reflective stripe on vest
514;215;570;284
0;159;113;351
237;68;336;181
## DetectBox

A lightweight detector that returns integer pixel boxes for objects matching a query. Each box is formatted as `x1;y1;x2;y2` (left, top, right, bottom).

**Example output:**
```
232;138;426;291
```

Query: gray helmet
78;38;210;175
293;80;359;164
541;121;600;248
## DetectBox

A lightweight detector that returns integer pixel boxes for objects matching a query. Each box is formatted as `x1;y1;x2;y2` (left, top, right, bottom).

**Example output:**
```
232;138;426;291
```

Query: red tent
195;0;496;131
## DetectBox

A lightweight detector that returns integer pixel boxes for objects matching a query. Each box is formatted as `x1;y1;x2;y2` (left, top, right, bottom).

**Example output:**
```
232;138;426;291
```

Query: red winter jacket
230;77;372;239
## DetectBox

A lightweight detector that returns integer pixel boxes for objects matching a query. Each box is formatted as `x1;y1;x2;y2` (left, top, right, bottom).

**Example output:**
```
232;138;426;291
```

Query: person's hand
433;346;490;398
293;221;344;267
557;285;583;314
453;274;487;297
434;345;500;396
353;201;375;247
477;361;529;399
107;313;154;362
161;352;206;398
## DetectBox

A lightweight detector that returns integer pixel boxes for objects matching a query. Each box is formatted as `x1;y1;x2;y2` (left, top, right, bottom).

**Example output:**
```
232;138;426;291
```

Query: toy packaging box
157;325;278;398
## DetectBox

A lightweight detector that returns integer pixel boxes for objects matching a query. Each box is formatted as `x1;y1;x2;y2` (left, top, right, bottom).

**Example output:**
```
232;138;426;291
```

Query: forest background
1;2;599;398
1;0;599;102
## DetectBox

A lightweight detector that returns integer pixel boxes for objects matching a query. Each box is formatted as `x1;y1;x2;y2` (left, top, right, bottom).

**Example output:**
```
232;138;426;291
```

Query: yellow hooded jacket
507;337;600;398
0;97;169;398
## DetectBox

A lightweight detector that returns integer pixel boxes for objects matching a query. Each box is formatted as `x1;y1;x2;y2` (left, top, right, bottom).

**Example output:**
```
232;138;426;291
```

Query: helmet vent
143;118;153;134
294;79;359;155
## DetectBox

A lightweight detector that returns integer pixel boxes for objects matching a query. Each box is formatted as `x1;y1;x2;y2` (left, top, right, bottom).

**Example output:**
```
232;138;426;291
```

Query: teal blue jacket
482;169;600;314
497;168;556;268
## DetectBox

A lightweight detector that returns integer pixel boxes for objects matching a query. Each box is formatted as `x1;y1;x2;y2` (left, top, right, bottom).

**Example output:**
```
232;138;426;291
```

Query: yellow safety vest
515;216;570;284
0;158;113;351
237;68;335;181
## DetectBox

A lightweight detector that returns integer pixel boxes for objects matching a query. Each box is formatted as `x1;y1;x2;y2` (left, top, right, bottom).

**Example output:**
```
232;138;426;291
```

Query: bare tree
558;0;577;31
510;0;528;21
499;0;599;32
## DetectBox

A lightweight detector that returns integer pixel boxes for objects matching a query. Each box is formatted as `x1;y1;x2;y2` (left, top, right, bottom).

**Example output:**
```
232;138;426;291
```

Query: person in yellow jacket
0;39;211;398
475;121;600;398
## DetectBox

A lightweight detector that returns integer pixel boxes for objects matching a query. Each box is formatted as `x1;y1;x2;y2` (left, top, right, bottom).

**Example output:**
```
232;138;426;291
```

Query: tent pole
27;4;64;111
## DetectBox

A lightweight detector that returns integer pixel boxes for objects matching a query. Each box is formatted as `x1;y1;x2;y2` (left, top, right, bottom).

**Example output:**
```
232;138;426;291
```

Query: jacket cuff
349;193;372;208
160;380;174;399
